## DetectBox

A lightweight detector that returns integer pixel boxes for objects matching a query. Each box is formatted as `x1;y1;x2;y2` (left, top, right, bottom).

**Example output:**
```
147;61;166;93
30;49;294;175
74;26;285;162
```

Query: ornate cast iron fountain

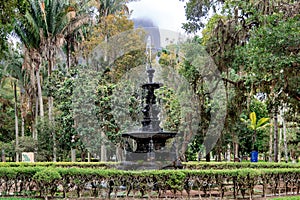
121;36;181;170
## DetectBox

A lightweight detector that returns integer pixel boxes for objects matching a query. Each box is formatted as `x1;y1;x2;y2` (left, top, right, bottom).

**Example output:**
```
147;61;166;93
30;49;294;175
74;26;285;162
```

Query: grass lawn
271;196;300;200
0;198;40;200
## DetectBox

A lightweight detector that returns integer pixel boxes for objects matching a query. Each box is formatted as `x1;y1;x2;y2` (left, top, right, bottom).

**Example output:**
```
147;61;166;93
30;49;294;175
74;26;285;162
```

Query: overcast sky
127;0;187;33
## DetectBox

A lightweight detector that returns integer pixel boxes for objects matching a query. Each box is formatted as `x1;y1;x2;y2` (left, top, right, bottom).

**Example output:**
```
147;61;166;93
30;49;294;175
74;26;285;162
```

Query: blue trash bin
250;151;258;162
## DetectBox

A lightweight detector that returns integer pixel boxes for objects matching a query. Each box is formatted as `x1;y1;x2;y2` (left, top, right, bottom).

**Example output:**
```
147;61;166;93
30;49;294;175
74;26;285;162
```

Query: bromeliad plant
241;112;270;150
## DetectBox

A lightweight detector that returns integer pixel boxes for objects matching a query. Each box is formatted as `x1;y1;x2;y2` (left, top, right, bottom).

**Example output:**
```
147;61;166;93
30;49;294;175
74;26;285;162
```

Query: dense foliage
0;0;299;163
180;0;300;161
0;166;299;199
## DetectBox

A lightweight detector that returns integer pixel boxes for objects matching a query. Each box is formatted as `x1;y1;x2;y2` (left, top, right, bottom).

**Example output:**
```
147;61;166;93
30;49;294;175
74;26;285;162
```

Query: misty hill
132;18;161;50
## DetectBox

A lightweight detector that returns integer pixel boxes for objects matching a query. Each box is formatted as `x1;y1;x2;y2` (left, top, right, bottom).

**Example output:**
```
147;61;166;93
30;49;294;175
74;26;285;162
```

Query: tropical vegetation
0;0;299;165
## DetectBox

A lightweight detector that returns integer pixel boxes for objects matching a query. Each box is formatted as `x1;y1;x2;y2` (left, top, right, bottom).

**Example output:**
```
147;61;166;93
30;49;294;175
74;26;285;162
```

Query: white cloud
127;0;186;32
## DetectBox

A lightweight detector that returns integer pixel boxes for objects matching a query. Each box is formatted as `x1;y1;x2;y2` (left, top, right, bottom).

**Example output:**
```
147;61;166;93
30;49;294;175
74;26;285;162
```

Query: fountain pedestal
119;37;180;170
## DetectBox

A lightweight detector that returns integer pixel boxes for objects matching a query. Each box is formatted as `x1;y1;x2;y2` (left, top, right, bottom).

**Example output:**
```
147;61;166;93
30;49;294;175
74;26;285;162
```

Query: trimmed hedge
183;161;300;170
0;198;39;200
0;162;114;168
0;161;299;169
0;167;299;199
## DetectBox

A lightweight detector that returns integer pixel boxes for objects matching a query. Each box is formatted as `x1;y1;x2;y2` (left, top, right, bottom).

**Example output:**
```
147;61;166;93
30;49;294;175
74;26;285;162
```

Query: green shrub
183;161;300;169
0;166;299;199
1;161;299;170
33;167;61;183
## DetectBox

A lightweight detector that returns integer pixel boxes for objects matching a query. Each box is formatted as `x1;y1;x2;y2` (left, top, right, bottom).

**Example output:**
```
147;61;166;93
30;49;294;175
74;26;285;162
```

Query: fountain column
120;36;179;169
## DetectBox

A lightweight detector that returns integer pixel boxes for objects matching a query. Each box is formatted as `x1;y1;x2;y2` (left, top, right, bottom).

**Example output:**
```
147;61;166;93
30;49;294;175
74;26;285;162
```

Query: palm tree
1;44;24;162
241;112;270;150
15;0;91;161
98;0;129;18
98;0;129;162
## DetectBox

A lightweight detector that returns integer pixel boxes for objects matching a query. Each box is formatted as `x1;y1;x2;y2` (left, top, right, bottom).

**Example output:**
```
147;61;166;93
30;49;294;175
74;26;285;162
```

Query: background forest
0;0;299;163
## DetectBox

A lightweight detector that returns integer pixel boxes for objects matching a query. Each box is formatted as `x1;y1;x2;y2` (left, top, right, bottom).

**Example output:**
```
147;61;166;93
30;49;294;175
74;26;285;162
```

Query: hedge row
0;162;113;168
0;161;299;169
183;162;300;170
0;167;299;199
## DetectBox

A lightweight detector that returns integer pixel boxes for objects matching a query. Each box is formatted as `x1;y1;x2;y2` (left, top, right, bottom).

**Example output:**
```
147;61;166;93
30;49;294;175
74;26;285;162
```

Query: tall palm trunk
48;53;57;162
34;96;39;140
36;69;44;117
49;95;56;162
35;65;44;162
273;111;279;162
14;82;19;162
20;88;25;137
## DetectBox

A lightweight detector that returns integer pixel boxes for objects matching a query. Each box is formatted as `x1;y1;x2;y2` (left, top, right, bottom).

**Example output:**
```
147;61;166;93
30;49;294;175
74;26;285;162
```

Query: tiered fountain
120;36;180;170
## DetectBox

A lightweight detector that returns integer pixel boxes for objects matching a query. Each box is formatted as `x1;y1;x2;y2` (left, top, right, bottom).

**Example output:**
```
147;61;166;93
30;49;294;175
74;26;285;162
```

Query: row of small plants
183;161;300;169
0;161;299;169
0;167;299;199
0;162;113;168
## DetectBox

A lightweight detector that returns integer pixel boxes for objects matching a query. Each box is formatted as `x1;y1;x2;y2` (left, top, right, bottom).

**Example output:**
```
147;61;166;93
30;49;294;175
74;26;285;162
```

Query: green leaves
242;112;270;132
241;111;270;150
1;165;300;199
256;118;270;130
182;0;224;33
155;86;181;131
234;13;300;108
249;112;257;130
33;167;61;183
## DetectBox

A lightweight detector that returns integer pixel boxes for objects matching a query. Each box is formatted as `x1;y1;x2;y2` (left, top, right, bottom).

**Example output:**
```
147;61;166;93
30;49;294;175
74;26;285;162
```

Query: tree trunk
232;130;239;160
34;96;39;140
21;118;25;137
116;143;123;162
205;146;211;162
278;124;282;162
14;82;19;162
36;70;44;117
226;144;231;161
20;87;25;137
80;149;87;162
34;96;39;161
234;142;239;160
49;96;56;162
48;52;56;162
88;152;91;162
100;132;107;162
66;36;71;70
281;110;288;163
291;150;296;163
71;148;76;162
273;111;279;162
268;118;273;162
1;149;5;162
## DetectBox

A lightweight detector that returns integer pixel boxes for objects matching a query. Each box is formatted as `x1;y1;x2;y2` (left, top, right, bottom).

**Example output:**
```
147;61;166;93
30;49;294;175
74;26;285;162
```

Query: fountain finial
146;35;155;83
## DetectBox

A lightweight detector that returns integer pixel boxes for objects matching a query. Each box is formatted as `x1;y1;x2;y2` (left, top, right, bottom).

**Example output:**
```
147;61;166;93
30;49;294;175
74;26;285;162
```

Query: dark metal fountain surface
120;36;180;170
